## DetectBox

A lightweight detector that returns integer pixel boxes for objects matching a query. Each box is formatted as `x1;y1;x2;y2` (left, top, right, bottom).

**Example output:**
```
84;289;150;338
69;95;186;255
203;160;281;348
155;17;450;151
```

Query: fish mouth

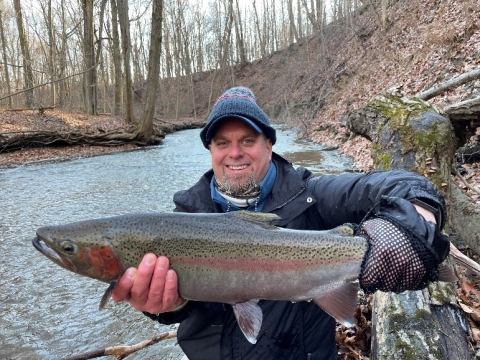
32;236;77;272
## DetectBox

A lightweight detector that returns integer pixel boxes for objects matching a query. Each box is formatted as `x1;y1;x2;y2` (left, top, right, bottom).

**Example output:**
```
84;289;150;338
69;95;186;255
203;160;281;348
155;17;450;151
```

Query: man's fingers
146;256;170;304
110;254;184;314
111;267;136;303
162;269;182;308
129;253;157;306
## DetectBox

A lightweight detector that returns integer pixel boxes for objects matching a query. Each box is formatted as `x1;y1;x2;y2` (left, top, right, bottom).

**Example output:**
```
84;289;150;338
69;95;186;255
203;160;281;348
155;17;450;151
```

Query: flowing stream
0;126;354;359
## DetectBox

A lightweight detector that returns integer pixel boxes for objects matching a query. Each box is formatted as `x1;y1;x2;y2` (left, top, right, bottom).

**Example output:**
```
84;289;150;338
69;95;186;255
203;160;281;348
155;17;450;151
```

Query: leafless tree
13;0;35;107
109;0;123;115
138;0;164;142
0;6;12;108
117;0;133;122
81;0;97;115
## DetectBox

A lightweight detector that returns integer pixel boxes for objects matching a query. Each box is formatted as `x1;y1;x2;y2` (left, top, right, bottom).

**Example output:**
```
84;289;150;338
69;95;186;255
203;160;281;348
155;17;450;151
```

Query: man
112;87;450;359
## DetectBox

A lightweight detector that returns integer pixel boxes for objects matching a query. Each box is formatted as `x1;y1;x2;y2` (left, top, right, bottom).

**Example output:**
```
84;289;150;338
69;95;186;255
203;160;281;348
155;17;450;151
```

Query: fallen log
0;130;155;153
445;97;480;118
0;121;205;153
371;283;470;360
415;68;480;101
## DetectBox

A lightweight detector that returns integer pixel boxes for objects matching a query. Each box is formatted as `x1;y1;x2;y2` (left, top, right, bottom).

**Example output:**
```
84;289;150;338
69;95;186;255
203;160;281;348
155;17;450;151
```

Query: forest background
2;0;478;170
2;0;480;357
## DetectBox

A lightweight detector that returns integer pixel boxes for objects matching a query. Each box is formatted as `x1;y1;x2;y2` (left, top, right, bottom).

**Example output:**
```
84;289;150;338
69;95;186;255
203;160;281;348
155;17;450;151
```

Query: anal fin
313;282;359;327
232;300;263;344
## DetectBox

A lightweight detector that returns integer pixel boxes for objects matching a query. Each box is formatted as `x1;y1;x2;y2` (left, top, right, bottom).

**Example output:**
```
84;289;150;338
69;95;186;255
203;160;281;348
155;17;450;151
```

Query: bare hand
111;254;187;314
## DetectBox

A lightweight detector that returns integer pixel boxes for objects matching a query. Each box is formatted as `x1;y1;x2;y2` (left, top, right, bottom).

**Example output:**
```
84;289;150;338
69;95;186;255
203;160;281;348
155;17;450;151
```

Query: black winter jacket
149;153;448;360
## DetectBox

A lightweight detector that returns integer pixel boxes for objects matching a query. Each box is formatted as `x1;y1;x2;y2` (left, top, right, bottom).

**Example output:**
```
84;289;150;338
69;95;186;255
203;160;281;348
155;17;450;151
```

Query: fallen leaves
454;245;480;352
337;293;373;360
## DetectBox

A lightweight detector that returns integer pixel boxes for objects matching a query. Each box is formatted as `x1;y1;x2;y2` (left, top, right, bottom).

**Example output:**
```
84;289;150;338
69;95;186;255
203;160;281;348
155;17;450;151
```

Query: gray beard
214;171;261;199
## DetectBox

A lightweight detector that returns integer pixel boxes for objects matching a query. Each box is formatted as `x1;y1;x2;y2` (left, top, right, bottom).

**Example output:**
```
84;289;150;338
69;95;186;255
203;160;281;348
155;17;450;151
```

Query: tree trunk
58;0;67;108
138;0;163;143
234;0;247;64
220;0;234;69
117;0;133;123
287;0;298;44
109;0;123;116
82;0;97;115
344;91;471;359
46;0;56;106
0;8;12;109
13;0;35;108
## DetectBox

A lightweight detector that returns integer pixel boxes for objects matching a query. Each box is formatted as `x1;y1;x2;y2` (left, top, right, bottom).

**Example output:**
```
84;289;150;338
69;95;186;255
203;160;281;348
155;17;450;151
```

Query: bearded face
209;119;273;199
214;170;261;199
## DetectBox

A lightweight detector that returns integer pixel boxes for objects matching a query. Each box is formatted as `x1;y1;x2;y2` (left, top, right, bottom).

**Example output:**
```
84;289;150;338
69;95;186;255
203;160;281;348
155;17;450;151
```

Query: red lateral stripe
173;256;358;271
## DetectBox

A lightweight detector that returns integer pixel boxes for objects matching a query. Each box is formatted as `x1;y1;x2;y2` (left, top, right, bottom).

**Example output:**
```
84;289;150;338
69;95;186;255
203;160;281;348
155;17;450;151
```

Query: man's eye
214;141;228;148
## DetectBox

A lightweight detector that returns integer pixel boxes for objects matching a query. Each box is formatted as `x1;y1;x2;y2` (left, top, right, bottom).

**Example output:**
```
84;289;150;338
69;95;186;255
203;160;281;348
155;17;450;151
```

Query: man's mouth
227;165;248;170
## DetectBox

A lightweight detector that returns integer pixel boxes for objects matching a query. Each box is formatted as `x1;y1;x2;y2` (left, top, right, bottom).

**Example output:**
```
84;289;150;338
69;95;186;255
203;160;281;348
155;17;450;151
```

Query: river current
0;126;354;359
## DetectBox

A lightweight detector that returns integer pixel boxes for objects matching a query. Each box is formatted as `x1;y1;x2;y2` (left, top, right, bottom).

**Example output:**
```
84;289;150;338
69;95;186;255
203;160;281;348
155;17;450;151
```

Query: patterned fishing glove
358;196;450;294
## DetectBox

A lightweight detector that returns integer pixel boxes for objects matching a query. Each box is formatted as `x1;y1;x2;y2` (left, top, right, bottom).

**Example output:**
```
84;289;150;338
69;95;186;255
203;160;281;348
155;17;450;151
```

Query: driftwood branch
415;68;480;101
449;242;480;274
61;330;177;360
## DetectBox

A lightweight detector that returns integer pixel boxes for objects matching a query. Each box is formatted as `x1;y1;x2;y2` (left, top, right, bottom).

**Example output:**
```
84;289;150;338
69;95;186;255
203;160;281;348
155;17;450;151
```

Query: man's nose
229;143;244;158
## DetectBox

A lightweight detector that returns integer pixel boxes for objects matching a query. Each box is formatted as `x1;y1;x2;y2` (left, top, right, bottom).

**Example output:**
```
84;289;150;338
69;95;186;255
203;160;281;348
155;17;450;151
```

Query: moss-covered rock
345;92;456;196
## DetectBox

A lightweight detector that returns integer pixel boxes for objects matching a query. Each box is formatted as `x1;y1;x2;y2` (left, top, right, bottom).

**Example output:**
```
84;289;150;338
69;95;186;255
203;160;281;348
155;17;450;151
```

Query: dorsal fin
231;211;280;229
329;224;355;236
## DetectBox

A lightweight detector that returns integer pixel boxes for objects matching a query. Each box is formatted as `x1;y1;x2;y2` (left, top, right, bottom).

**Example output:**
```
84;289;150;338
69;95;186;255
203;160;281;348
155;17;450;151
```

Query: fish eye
60;241;76;254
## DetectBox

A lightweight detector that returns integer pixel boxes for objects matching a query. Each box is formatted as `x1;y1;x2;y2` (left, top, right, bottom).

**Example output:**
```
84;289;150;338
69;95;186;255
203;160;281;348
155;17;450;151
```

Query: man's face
209;118;272;196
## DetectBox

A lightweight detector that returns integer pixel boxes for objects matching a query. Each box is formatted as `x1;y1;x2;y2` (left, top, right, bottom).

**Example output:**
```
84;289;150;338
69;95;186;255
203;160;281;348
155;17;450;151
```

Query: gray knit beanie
200;86;276;148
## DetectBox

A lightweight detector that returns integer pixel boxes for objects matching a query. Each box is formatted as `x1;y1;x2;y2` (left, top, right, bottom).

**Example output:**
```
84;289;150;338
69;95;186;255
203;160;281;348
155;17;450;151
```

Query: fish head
32;220;125;282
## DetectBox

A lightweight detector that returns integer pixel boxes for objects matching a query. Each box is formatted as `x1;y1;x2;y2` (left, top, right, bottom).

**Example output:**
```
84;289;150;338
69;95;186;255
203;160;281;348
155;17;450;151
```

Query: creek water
0;126;354;359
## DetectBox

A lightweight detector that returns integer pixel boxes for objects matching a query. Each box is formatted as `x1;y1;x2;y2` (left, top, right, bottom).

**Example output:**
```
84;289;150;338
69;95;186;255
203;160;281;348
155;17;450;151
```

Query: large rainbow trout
32;211;451;344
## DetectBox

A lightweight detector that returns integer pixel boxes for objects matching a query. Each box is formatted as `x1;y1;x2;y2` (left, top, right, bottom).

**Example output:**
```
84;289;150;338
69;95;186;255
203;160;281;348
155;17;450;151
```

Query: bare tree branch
61;330;177;360
0;63;100;102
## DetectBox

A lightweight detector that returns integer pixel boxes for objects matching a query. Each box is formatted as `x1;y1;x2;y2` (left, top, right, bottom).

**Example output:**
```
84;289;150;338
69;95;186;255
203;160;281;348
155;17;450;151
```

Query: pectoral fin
232;300;263;344
99;281;117;310
313;281;359;327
